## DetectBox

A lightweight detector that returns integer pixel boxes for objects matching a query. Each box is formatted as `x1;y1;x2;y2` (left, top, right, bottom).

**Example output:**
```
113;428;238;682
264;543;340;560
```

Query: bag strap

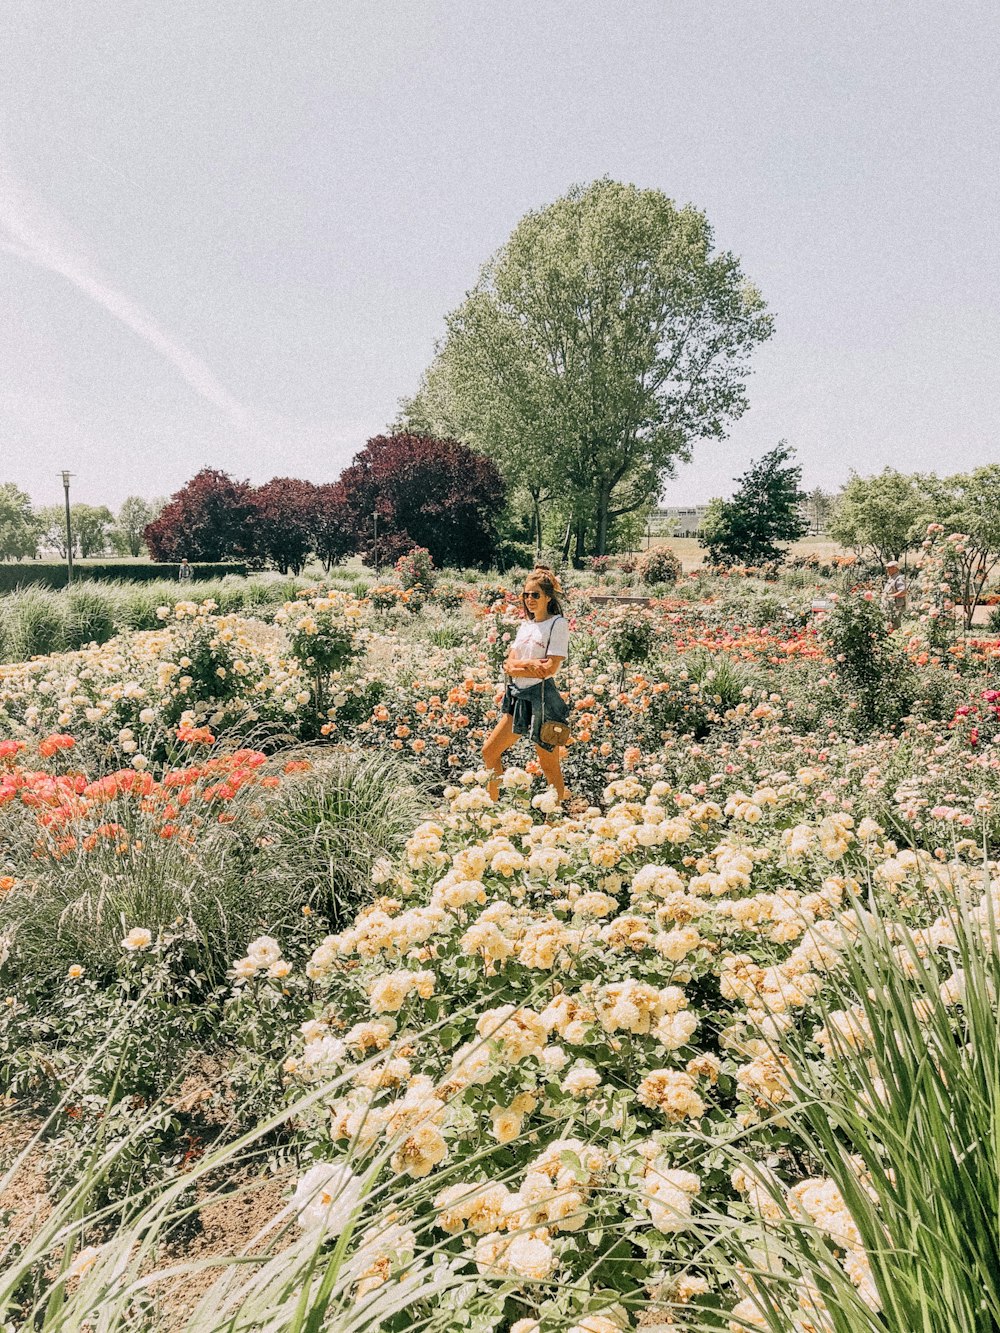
540;617;567;724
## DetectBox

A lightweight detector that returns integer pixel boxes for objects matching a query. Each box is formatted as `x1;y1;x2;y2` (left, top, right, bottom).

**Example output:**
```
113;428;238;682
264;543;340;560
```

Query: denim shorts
502;678;571;752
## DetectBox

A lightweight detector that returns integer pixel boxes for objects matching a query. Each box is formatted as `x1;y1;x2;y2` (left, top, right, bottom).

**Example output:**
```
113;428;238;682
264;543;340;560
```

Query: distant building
654;499;827;539
655;505;710;538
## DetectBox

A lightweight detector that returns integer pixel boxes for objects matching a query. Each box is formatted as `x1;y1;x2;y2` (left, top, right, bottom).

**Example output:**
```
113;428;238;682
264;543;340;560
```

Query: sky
1;0;998;511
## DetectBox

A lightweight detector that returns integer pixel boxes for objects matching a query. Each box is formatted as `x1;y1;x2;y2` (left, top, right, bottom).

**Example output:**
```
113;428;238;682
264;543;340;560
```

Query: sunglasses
523;591;543;600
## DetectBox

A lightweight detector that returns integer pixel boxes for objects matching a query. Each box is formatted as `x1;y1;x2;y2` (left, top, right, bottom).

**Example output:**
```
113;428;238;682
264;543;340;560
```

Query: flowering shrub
606;610;659;685
235;769;997;1326
281;591;364;677
639;547;682;587
912;523;963;649
279;590;365;725
395;547;435;591
819;590;916;732
587;555;613;575
434;581;466;611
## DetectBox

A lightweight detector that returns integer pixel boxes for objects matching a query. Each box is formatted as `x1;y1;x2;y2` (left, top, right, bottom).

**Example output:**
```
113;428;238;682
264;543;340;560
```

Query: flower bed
2;571;1000;1330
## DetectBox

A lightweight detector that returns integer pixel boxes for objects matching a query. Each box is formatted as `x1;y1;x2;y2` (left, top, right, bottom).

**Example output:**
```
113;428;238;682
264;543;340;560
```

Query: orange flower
176;724;216;745
38;733;75;758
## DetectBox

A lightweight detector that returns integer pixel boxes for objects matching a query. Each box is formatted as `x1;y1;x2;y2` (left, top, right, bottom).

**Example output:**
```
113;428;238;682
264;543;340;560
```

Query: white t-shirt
509;615;569;687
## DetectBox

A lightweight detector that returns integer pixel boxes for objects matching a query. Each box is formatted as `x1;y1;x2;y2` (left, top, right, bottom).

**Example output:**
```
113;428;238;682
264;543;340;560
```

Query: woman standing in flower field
482;565;572;802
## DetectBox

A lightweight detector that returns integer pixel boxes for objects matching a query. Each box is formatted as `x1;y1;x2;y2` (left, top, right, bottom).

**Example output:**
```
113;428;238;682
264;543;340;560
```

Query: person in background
178;558;193;583
883;560;906;630
482;565;572;804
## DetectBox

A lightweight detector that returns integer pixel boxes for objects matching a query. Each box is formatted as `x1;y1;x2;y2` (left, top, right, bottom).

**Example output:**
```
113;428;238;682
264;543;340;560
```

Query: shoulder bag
538;616;572;748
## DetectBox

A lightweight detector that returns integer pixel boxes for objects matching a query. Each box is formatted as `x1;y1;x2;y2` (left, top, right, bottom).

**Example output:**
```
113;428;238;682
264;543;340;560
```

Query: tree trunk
560;513;573;563
573;516;585;567
596;483;612;557
532;490;542;555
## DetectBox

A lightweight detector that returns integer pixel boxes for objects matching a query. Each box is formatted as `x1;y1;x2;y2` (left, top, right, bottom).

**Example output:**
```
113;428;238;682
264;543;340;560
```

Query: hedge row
0;562;247;593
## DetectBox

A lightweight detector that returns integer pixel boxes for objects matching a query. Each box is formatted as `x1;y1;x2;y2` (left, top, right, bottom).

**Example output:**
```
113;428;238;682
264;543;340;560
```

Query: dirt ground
0;1103;295;1332
0;1112;52;1249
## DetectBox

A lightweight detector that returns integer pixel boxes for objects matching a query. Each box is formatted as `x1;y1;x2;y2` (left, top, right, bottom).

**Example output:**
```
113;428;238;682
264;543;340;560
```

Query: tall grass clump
0;587;66;661
710;879;1000;1333
248;750;430;929
63;584;116;649
115;580;170;630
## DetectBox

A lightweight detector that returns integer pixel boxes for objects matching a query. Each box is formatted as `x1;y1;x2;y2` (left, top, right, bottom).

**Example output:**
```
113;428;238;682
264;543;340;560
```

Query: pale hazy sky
1;0;997;510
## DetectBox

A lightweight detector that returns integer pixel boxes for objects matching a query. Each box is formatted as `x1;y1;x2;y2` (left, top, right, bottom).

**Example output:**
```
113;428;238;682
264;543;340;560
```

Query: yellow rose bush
232;763;993;1328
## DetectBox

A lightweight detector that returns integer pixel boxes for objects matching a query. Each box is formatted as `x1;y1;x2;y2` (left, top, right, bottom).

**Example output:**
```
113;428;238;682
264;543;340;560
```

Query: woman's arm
506;654;564;680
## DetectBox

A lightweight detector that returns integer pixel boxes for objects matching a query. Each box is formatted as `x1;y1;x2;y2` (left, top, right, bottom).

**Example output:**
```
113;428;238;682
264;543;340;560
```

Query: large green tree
70;504;114;558
828;469;926;567
919;465;1000;627
0;483;41;560
401;178;773;560
111;496;159;557
700;442;807;566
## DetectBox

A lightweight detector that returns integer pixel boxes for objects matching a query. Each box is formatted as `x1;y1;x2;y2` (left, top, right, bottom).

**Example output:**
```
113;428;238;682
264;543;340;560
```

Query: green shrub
819;591;917;732
494;539;537;572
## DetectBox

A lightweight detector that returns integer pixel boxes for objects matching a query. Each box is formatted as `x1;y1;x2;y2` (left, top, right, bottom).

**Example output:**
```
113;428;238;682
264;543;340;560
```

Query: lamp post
373;510;379;576
60;471;74;586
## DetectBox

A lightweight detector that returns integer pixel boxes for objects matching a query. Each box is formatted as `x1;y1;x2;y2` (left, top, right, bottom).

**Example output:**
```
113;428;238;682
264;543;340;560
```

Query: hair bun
532;564;562;594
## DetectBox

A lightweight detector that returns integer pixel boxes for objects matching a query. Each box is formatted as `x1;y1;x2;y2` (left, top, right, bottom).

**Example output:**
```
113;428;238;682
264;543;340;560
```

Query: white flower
564;1062;602;1097
68;1244;103;1278
293;1161;364;1234
541;1044;568;1072
246;935;282;968
506;1232;555;1279
531;786;562;813
121;927;152;952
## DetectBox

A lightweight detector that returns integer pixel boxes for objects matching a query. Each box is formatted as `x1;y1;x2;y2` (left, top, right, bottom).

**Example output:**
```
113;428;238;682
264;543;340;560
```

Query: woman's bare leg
482;714;517;799
535;743;567;802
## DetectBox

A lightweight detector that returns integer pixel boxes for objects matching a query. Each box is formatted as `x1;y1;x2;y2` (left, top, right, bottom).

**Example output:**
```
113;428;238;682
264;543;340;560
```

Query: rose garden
2;520;1000;1332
